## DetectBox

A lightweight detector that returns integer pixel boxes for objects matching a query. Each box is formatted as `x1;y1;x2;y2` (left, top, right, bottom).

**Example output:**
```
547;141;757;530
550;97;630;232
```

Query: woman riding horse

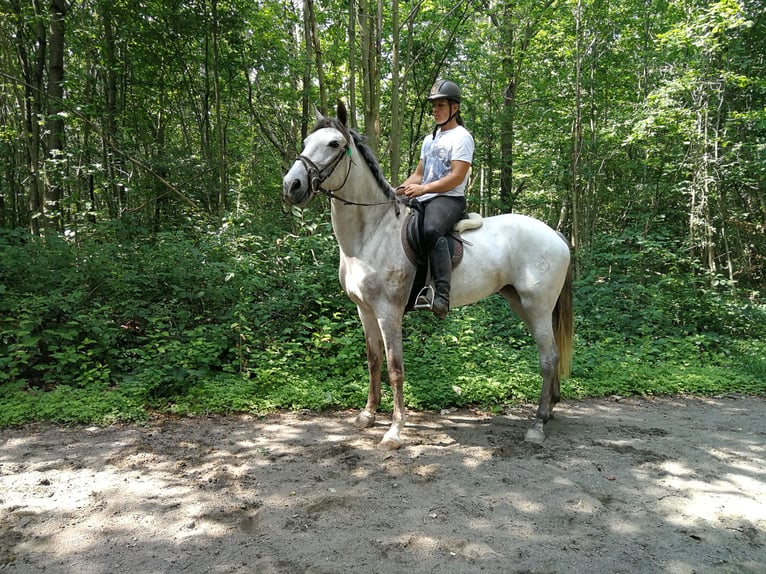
396;80;474;319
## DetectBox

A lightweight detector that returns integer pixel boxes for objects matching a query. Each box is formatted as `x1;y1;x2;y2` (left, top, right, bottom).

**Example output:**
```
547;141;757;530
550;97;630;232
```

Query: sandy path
1;395;764;573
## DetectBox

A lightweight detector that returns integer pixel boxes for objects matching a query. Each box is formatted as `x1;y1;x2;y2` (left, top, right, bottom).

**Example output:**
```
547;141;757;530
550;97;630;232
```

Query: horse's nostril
287;179;303;196
283;177;309;205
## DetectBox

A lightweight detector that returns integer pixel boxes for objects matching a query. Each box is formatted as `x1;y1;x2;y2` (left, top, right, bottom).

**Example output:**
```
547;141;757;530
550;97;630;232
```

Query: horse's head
283;102;352;207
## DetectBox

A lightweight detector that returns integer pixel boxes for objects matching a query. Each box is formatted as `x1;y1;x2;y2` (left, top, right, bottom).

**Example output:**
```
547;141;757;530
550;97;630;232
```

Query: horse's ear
337;100;348;127
314;105;324;123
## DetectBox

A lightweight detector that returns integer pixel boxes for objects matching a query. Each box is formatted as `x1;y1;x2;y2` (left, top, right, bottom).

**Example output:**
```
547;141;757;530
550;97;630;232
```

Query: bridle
297;141;353;196
295;135;401;214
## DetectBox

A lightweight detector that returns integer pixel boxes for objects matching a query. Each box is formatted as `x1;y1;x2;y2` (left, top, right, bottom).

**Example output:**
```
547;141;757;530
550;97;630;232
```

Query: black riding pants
420;195;466;251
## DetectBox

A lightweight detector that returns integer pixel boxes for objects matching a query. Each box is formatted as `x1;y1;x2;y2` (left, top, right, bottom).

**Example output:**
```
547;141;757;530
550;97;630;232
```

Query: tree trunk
496;0;556;214
306;0;327;114
45;0;68;232
570;0;584;259
358;0;381;152
211;0;228;217
389;0;402;183
713;82;734;285
98;0;121;218
499;72;516;213
301;0;312;140
15;0;47;235
348;0;357;130
688;83;716;273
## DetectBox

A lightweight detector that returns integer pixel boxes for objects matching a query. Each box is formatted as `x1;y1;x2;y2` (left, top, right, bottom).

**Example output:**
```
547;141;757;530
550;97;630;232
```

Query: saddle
400;203;483;312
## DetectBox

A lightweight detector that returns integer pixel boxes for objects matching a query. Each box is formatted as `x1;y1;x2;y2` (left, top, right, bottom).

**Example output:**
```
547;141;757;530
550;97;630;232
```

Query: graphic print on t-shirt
422;138;450;185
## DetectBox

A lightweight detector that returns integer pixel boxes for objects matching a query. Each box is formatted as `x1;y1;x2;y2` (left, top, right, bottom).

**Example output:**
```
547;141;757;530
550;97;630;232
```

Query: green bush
0;221;763;426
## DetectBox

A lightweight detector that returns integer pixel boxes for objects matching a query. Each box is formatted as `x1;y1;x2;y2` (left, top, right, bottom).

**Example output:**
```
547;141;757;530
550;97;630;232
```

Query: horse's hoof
524;425;546;445
378;428;403;450
378;438;403;451
355;411;376;428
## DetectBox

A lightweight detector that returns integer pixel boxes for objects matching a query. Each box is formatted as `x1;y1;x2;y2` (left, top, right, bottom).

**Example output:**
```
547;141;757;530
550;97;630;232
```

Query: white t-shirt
418;125;474;202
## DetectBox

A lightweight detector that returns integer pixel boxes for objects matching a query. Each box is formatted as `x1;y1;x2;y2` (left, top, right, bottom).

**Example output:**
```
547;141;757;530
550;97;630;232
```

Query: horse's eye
329;140;340;148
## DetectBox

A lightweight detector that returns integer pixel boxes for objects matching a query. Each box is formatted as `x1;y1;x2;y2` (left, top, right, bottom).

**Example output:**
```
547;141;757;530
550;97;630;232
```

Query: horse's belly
450;264;507;307
449;214;570;307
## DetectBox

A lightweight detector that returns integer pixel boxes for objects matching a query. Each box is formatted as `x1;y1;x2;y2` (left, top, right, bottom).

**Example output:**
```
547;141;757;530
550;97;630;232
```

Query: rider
396;79;474;319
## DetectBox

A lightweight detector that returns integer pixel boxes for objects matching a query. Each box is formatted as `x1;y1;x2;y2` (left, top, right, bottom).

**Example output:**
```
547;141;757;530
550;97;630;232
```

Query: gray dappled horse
282;102;573;450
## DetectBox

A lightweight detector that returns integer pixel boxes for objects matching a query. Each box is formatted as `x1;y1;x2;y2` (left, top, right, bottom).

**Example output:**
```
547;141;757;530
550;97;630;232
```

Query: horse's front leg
355;306;383;429
378;319;405;451
356;308;406;450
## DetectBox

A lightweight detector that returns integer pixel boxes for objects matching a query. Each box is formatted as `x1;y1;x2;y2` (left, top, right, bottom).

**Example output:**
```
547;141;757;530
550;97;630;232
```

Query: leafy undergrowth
1;306;762;427
0;224;764;427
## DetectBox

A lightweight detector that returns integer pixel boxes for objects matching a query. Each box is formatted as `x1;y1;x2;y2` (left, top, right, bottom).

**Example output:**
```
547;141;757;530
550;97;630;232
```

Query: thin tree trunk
583;2;599;252
199;11;213;213
389;0;402;182
211;0;227;217
98;0;121;218
358;0;381;152
571;0;584;263
17;0;46;235
348;0;357;130
45;0;67;232
301;0;312;140
496;0;556;214
499;84;515;213
306;0;327;114
499;4;516;212
689;85;709;268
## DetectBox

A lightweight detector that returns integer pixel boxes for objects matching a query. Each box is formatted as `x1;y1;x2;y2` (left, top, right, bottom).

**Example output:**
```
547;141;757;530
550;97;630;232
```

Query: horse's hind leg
500;287;559;444
355;306;382;429
525;323;560;444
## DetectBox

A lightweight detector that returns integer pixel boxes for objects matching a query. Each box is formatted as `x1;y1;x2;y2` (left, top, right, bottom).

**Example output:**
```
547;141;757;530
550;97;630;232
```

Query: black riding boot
429;236;452;319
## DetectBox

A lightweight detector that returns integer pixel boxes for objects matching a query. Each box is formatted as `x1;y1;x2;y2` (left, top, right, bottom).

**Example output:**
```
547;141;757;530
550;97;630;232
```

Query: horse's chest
339;256;408;305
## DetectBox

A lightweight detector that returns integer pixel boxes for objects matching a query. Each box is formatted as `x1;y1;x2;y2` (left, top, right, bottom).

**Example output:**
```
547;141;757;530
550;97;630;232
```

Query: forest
0;0;764;425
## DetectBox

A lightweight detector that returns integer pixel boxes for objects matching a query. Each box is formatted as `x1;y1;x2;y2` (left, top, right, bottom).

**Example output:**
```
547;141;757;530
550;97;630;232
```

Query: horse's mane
311;117;397;200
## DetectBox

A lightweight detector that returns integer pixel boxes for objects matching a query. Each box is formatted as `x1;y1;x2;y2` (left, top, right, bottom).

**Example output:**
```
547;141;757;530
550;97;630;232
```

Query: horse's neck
329;170;399;258
330;199;398;256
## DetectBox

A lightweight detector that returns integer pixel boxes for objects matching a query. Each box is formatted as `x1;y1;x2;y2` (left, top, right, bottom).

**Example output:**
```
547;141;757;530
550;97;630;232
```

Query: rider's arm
398;160;470;199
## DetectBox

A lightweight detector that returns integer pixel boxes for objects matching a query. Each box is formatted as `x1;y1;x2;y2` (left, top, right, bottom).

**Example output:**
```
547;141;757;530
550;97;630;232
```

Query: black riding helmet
427;79;462;104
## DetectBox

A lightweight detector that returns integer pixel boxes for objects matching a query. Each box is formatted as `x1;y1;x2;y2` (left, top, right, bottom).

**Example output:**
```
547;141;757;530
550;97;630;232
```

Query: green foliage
576;230;763;343
0;219;763;426
401;299;540;410
570;230;765;400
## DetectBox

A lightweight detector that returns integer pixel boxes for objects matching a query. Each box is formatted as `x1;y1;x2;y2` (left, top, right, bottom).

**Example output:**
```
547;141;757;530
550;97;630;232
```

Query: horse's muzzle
282;163;311;206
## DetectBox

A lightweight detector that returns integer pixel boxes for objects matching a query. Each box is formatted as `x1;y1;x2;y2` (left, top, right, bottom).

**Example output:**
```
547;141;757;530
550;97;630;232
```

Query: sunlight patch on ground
607;516;642;535
657;463;765;527
459;446;494;468
3;464;208;565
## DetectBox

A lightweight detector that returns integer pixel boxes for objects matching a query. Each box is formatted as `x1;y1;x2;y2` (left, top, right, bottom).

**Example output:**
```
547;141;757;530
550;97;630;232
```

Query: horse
282;101;573;450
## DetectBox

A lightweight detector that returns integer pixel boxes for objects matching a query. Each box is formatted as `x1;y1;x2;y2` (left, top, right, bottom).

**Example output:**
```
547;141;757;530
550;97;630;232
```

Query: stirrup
413;285;435;311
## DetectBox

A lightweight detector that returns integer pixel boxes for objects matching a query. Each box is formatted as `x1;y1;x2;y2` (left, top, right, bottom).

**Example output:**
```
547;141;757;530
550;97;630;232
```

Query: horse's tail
554;254;574;379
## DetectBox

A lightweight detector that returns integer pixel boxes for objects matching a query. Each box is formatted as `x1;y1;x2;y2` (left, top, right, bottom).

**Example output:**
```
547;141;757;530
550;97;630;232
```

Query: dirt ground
1;395;764;574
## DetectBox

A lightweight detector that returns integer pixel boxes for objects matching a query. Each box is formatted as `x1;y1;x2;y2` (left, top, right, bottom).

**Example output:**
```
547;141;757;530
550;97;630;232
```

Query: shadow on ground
1;395;764;573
